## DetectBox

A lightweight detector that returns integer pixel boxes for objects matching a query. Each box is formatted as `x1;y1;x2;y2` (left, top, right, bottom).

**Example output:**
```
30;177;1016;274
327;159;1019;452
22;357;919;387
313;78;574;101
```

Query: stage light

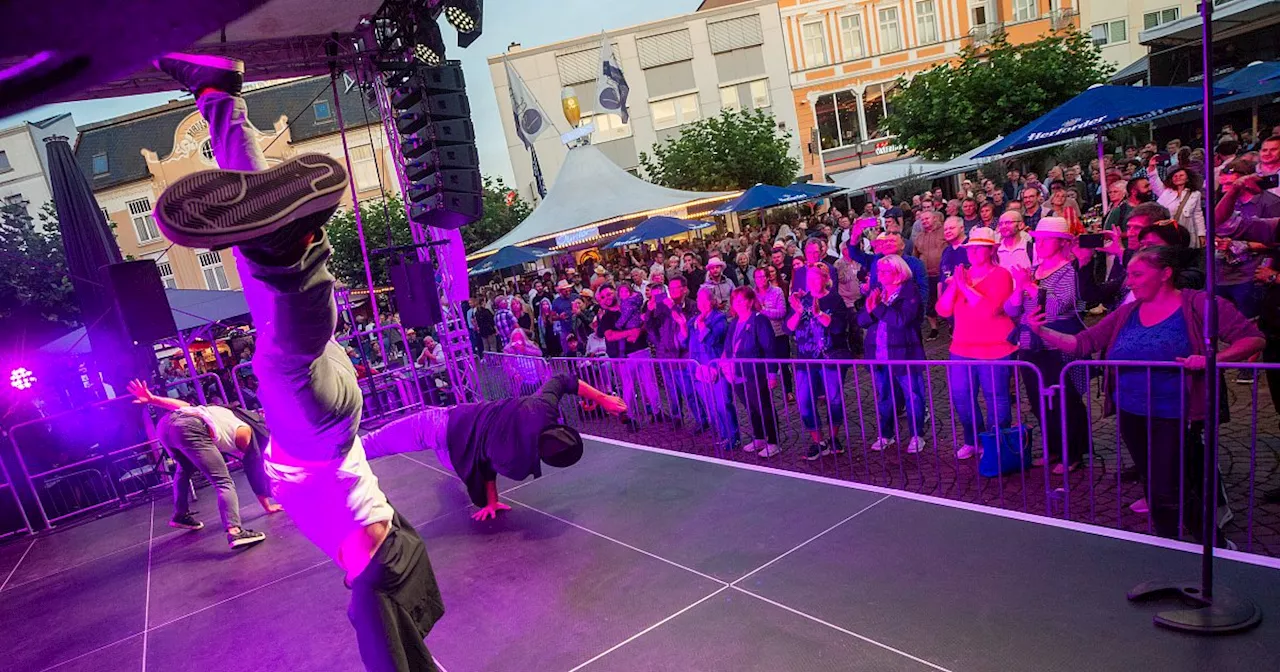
9;367;36;391
441;0;483;48
414;19;446;66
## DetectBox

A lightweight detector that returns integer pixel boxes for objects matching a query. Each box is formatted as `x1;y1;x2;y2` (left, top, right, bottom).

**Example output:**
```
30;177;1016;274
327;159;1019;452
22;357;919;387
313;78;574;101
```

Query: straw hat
555;280;571;290
963;227;998;247
706;256;727;269
1030;216;1073;239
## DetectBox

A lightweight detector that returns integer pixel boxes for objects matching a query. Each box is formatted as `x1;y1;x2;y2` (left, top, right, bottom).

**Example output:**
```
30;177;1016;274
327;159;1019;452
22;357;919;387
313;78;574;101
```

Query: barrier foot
1127;580;1262;634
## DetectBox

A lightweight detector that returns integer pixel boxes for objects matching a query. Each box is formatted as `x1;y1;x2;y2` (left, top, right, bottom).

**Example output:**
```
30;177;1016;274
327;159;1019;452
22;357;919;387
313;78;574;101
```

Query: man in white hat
551;279;577;353
703;256;735;307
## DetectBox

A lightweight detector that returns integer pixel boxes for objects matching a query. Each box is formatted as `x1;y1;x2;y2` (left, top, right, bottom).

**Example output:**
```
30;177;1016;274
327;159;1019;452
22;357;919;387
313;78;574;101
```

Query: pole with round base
1124;0;1262;635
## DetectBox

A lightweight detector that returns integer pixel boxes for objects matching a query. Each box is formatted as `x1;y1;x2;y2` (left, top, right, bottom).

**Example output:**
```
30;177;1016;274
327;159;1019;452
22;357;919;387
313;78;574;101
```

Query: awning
830;158;948;193
710;184;819;214
39;288;250;355
1140;0;1280;48
473;145;731;257
1110;56;1150;85
468;246;553;276
604;216;713;248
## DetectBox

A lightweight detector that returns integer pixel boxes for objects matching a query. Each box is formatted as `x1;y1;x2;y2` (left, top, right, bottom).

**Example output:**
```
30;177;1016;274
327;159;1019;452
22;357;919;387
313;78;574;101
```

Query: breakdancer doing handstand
149;52;627;671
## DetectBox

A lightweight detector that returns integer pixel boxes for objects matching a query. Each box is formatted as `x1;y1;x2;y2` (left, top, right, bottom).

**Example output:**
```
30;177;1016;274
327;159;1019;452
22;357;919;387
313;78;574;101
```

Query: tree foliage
639;109;802;190
881;30;1114;160
0;200;78;325
327;176;532;288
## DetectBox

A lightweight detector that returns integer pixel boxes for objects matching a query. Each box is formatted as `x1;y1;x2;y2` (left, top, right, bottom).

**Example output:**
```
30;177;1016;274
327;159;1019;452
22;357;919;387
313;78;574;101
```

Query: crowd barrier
478;352;1280;558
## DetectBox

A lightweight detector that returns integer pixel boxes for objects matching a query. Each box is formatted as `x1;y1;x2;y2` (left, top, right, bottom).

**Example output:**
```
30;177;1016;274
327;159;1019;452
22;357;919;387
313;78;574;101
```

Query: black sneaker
228;528;266;549
154;53;244;96
829;437;845;454
169;513;204;530
805;442;825;461
153;153;347;252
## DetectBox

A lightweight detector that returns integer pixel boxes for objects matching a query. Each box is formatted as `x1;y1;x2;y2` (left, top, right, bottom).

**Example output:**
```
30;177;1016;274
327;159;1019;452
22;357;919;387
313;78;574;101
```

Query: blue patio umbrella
710;184;818;215
975;85;1232;158
469;245;552;276
785;182;843;197
604;216;713;249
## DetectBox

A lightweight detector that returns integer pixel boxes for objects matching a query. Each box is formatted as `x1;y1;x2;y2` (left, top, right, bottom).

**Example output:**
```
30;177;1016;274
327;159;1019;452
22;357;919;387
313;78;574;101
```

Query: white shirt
996;237;1033;274
176;405;248;456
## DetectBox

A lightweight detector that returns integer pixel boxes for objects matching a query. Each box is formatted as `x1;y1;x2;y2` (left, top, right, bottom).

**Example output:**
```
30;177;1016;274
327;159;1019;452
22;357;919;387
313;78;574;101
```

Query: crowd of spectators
462;128;1280;544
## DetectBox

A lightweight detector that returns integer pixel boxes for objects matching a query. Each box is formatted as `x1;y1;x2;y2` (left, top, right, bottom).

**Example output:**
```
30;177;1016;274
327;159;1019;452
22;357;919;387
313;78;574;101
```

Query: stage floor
5;437;1280;672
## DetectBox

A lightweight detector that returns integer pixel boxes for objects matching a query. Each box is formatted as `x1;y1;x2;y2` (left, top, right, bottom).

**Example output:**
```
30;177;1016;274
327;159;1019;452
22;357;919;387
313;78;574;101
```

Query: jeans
1117;411;1206;541
872;364;926;439
362;406;452;473
616;350;660;415
1018;349;1089;465
159;413;246;530
658;360;702;423
947;354;1013;446
794;361;846;433
733;365;778;444
694;375;738;445
203;90;440;670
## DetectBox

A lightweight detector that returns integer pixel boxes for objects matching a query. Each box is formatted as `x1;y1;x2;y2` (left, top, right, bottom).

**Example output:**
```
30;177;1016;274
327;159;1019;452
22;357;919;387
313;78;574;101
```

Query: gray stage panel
0;543;148;672
144;563;367;672
421;506;723;672
0;537;32;586
506;439;886;581
367;453;475;525
739;495;1280;672
46;634;144;672
5;502;155;587
582;588;940;672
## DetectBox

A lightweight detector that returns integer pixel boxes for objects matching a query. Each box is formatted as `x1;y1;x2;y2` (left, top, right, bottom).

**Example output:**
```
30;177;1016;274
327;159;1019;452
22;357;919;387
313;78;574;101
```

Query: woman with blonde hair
786;262;852;460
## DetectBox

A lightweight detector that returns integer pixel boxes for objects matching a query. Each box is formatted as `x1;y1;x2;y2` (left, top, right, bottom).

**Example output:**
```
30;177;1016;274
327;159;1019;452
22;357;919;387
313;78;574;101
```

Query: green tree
327;177;532;288
0;200;78;325
639;109;802;190
881;30;1114;160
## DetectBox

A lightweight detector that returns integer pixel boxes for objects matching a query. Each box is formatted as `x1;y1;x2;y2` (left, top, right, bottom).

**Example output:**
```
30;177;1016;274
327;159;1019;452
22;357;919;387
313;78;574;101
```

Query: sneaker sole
229;534;267;549
169;521;204;530
156;52;245;73
153;153;347;249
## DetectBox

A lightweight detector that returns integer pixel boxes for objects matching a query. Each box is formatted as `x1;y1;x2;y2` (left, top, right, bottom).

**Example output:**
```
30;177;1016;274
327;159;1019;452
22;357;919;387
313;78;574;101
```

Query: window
153;253;177;289
972;3;989;26
197;250;231;290
878;7;903;53
313;100;333;122
863;82;897;140
915;0;940;44
839;14;866;60
750;80;770;109
92;153;109;175
1013;0;1037;22
581;113;632;142
720;86;741;112
649;93;700;130
126;197;161;244
350;145;380;191
1143;7;1180;29
815;90;862;150
801;20;829;68
1090;19;1127;46
0;150;9;172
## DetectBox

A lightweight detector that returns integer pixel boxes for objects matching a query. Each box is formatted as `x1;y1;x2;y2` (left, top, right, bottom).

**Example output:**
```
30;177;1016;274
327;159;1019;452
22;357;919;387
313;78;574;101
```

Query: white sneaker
870;437;895;452
743;440;760;453
1130;498;1149;514
906;436;925;454
956;444;977;460
758;443;782;458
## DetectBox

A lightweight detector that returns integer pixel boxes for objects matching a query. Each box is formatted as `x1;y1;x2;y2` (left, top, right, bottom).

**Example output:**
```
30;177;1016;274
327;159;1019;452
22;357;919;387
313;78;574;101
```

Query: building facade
781;0;1080;178
75;77;397;292
488;0;802;202
1077;0;1197;72
0;114;78;222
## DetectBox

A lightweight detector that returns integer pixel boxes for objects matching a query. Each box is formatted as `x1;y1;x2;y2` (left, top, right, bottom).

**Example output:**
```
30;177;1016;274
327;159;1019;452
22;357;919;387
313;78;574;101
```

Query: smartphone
1078;233;1105;249
1259;173;1280;190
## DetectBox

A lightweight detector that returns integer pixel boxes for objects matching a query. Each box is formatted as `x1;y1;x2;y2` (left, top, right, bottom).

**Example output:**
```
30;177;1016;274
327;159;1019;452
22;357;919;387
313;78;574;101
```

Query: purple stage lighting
9;367;36;391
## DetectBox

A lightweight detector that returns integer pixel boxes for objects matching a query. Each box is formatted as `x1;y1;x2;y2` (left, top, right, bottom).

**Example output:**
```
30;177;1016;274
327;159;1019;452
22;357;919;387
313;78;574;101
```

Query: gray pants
362;405;453;473
159;413;267;530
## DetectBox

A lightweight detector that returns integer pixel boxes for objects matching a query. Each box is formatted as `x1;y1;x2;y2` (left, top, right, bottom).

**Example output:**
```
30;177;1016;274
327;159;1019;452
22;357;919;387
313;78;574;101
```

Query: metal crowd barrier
8;396;168;529
0;450;32;540
480;352;1280;559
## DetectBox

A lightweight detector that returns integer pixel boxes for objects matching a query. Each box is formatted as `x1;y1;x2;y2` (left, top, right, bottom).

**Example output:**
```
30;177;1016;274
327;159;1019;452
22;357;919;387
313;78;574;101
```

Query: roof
39;288;250;355
830;158;948;192
472;145;731;257
74;76;376;190
1110;56;1149;85
1140;0;1280;47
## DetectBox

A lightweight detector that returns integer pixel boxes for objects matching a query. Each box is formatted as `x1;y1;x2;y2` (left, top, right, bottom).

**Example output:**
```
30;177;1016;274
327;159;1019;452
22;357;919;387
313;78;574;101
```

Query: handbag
978;425;1033;478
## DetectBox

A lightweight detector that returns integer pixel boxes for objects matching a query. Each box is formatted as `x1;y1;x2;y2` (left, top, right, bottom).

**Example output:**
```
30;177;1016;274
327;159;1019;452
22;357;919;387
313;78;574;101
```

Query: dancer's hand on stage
598;395;627;416
126;379;154;403
259;496;284;514
472;502;511;521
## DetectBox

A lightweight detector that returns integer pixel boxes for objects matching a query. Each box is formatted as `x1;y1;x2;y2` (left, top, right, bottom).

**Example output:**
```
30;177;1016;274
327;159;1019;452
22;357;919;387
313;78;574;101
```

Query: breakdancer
126;379;280;548
149;52;626;671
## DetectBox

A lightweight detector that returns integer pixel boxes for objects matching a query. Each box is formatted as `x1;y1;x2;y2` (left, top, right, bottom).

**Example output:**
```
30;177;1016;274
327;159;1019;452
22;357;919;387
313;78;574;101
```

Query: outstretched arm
577;379;627;415
126;379;190;411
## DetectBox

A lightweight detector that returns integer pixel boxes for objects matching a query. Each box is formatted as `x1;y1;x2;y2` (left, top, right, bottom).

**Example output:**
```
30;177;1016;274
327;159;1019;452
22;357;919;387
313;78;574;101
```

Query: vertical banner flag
595;33;630;124
505;59;551;149
530;146;547;199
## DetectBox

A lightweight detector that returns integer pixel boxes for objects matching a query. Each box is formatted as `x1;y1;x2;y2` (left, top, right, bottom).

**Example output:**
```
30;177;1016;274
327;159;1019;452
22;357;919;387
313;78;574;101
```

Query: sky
0;0;702;186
